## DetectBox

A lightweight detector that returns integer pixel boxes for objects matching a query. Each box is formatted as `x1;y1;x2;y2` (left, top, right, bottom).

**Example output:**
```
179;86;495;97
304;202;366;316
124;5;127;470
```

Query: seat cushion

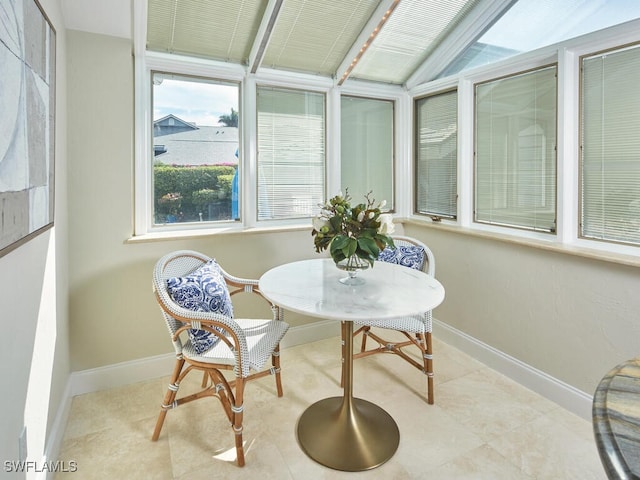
379;244;426;270
182;318;290;377
167;259;233;354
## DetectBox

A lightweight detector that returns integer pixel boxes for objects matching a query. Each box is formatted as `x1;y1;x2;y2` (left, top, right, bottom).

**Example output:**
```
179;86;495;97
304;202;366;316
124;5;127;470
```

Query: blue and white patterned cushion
167;259;233;354
378;245;426;270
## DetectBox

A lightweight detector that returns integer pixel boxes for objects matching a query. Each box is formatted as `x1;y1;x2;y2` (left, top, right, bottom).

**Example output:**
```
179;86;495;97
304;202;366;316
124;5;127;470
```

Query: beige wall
66;30;321;371
66;30;639;400
404;224;640;395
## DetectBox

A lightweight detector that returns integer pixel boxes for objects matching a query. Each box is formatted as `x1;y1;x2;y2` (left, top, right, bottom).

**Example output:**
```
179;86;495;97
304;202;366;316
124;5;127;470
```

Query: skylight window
441;0;640;77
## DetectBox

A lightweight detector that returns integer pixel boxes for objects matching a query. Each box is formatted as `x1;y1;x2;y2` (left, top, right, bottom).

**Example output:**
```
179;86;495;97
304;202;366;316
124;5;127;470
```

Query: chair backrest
153;250;213;353
382;235;435;277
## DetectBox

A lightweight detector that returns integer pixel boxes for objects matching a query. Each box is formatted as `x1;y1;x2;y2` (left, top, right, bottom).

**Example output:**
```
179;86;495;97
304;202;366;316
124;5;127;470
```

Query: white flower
377;214;395;234
357;211;365;222
312;216;330;232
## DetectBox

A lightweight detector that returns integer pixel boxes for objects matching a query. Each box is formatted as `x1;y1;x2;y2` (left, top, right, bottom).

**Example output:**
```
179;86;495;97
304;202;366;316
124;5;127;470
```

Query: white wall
0;0;70;471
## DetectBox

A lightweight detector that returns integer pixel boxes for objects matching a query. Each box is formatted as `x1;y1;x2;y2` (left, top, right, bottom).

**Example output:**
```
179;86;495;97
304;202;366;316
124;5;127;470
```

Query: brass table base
296;321;400;471
297;395;400;471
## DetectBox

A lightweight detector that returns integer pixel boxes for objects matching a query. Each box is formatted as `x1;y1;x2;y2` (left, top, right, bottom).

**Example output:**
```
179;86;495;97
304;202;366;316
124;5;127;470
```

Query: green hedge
154;164;236;222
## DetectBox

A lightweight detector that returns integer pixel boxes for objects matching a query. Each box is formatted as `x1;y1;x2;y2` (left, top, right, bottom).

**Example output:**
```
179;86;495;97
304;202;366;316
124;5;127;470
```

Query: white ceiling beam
248;0;284;74
405;0;517;90
335;0;399;85
132;0;147;57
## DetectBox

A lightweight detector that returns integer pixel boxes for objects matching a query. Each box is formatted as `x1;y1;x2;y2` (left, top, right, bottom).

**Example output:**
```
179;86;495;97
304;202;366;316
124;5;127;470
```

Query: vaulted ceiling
60;1;640;88
141;0;640;88
144;0;511;87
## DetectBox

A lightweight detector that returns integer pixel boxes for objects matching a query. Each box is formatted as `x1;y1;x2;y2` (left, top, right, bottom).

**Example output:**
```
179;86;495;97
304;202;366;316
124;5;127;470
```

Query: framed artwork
0;0;56;258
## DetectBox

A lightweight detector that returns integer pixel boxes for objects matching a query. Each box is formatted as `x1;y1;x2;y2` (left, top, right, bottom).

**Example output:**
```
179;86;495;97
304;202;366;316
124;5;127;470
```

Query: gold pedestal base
297;396;400;471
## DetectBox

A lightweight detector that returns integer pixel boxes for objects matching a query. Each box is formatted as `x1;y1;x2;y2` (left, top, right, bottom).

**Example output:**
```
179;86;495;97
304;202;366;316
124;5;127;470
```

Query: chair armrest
154;289;249;353
217;269;283;322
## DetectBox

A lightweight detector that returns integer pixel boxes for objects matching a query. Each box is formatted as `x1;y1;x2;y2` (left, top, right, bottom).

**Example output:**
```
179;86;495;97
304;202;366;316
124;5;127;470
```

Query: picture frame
0;0;56;258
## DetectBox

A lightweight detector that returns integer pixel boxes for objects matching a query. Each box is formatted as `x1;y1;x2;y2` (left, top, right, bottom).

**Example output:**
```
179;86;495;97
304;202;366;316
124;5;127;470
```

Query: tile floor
56;334;606;479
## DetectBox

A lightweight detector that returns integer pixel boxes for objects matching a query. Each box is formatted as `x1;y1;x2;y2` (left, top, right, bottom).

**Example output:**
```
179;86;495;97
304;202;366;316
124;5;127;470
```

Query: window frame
578;42;640;248
473;63;558;234
132;7;640;262
409;19;640;260
338;81;409;217
134;52;246;236
134;51;340;237
414;88;459;221
254;83;328;222
339;93;396;211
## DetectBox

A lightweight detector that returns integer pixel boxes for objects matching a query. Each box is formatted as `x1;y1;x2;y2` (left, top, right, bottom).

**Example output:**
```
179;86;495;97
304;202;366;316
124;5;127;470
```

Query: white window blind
340;96;394;208
415;90;458;218
475;66;557;232
257;86;325;220
581;45;640;246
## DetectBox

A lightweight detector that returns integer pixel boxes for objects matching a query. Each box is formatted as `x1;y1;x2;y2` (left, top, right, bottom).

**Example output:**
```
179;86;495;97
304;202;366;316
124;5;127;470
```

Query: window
340;96;394;207
256;86;326;221
580;45;640;246
474;66;557;232
415;90;458;218
151;72;239;225
441;0;640;78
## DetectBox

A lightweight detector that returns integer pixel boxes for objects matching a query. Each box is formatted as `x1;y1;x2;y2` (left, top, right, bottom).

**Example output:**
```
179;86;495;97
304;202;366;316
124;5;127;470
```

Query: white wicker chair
348;235;437;404
151;250;289;467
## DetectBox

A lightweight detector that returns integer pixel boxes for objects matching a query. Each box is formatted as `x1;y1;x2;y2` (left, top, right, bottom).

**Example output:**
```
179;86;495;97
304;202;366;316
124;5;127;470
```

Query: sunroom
4;0;640;477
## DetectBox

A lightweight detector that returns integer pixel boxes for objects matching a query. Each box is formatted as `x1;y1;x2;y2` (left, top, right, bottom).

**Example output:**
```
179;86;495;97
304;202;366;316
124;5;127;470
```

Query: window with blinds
415;90;458;219
474;66;557;232
340;96;394;209
256;86;326;221
580;44;640;246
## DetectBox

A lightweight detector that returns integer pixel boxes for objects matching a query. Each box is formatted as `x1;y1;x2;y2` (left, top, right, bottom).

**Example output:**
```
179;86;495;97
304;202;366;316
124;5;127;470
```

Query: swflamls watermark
4;460;78;473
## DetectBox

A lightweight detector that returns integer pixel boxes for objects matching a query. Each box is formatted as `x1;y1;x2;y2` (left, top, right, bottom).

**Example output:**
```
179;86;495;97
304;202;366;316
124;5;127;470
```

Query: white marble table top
259;258;445;321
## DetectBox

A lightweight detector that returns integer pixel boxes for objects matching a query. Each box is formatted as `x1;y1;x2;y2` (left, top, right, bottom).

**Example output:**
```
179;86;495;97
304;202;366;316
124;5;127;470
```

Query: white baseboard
45;318;592;478
39;380;73;480
433;319;593;421
41;320;339;479
69;320;341;397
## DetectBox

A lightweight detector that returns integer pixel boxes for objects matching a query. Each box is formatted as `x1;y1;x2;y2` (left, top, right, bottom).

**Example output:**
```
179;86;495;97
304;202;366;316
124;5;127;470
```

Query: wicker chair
151;250;289;467
348;235;437;404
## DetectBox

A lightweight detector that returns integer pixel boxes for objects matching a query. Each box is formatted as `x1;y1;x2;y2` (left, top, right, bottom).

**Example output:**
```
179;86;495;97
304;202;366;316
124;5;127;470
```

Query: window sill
125;223;311;244
405;217;640;268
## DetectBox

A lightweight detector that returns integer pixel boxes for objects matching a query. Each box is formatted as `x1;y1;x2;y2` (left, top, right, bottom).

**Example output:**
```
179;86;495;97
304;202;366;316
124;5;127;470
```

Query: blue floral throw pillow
379;245;426;271
167;259;233;354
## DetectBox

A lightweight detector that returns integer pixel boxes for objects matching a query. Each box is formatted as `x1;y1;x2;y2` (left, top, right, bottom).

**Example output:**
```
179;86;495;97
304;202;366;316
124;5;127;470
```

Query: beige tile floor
56;334;606;479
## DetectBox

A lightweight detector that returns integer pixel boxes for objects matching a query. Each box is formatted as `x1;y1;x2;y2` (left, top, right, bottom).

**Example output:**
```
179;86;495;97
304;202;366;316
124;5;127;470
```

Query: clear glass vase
335;255;370;285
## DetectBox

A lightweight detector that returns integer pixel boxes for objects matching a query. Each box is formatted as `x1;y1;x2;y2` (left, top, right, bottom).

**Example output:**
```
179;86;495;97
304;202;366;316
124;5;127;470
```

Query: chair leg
424;332;434;405
152;357;185;441
360;326;370;352
273;345;284;397
232;377;245;467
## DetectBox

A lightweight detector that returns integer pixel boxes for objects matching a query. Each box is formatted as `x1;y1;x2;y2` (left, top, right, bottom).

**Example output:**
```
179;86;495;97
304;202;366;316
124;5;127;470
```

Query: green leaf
331;235;350;251
345;237;358;257
357;237;380;258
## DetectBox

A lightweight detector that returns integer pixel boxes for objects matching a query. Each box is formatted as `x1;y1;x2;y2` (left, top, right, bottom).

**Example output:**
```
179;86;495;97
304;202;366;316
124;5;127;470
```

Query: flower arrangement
312;190;395;268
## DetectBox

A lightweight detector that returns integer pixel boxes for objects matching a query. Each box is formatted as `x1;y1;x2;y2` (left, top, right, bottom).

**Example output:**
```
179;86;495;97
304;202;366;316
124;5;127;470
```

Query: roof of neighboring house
153;126;239;166
154;114;197;129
